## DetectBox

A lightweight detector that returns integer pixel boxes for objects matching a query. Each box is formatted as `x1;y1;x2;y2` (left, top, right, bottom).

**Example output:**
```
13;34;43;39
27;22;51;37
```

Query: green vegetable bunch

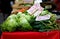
31;10;59;32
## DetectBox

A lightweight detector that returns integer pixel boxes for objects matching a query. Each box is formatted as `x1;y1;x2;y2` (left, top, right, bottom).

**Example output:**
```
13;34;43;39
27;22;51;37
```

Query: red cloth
59;31;60;39
0;36;1;39
1;31;59;39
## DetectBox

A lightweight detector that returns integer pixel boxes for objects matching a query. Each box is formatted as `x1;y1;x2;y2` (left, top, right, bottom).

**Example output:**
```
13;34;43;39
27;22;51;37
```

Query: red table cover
1;31;59;39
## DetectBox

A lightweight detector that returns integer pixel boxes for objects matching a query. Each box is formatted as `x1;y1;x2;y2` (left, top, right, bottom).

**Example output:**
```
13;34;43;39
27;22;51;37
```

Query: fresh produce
31;10;59;32
17;16;32;31
1;12;34;32
17;12;33;31
40;10;49;16
17;8;26;12
17;12;35;23
2;14;18;32
1;9;59;32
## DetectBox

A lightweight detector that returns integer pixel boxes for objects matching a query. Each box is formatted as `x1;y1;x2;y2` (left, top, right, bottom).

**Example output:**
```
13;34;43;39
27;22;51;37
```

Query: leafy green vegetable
40;10;49;16
50;14;57;22
17;12;33;31
2;14;18;32
31;10;59;32
17;16;32;31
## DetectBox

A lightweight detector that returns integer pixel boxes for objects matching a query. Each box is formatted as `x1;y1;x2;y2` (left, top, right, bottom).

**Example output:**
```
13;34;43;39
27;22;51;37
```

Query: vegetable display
1;9;59;32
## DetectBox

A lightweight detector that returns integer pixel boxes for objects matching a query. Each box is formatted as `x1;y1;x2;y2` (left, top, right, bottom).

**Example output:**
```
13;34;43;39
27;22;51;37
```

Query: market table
1;30;59;39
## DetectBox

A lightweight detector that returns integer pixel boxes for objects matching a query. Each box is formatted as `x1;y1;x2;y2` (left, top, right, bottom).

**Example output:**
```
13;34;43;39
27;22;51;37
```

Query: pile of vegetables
1;10;59;32
1;12;35;32
31;10;59;32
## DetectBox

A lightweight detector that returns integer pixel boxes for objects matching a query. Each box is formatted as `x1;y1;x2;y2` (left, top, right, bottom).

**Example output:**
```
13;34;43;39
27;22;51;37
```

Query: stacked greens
1;10;59;32
1;12;35;32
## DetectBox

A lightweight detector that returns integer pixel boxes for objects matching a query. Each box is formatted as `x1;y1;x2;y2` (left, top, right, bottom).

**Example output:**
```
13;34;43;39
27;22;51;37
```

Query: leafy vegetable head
2;14;18;32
